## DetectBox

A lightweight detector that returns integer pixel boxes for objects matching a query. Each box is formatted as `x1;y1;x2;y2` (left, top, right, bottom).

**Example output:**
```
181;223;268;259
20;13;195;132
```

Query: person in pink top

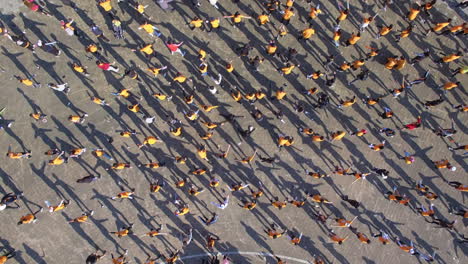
96;60;120;73
166;40;186;56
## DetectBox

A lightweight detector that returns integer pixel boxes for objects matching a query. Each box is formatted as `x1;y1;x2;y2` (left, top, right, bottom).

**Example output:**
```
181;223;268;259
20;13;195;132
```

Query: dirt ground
0;0;467;263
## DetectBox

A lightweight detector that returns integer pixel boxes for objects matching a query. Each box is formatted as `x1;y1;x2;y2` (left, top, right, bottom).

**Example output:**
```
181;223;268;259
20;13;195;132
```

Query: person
72;62;90;76
85;249;106;264
211;196;229;210
189;16;204;31
111;250;129;264
0;248;16;263
111;224;134;238
265;223;286;239
44;199;70;213
329;232;348;244
376;24;393;39
432;159;456;171
76;175;101;183
112;18;124;39
35;40;61;56
111;189;135;200
18;207;43;225
6;150;32;159
199;213;218;226
90;24;110;42
0;192;23;211
395;25;412;42
48;82;70;94
138;21;162;37
166;40;186;56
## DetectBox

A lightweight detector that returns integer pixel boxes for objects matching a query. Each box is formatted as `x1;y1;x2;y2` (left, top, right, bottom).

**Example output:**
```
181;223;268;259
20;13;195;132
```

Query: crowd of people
0;0;467;263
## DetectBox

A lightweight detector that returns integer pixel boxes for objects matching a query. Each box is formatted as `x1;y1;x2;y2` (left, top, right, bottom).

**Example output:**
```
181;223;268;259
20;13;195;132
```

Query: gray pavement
0;0;467;264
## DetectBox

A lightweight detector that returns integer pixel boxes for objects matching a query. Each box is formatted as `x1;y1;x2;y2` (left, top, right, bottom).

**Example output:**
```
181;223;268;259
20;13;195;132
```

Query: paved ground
0;0;467;263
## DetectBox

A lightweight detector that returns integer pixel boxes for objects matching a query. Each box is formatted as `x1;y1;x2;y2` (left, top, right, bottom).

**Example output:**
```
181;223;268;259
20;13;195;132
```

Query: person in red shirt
96;60;119;72
166;40;186;56
401;116;422;130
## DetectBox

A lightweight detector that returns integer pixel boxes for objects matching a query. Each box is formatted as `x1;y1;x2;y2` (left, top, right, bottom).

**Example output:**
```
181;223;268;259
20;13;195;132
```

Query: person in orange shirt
350;227;371;244
406;4;421;21
447;181;468;192
345;32;361;46
0;249;16;263
376;24;393;39
111;224;134;238
48;151;66;165
438;81;460;92
265;223;286;239
287;231;302;245
368;140;386;151
434;52;462;64
69;210;94;223
107;162;132;170
308;4;322;21
395;25;413;42
112;190;135;200
338;96;356;108
426;19;452;35
336;7;349;24
18;207;43;225
332;25;342;47
329;232;348;244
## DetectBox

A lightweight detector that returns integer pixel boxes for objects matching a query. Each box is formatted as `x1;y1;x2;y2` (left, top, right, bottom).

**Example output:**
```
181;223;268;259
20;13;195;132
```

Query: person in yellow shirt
130;1;150;19
45;199;70;213
134;43;156;60
189;16;204;30
172;72;187;84
97;0;117;15
279;63;298;75
6;150;32;159
147;65;167;77
224;12;251;25
48;151;66;165
276;24;288;39
298;25;315;40
138;21;162;37
205;17;220;32
138;136;159;148
265;40;277;55
72;62;90;76
111;88;133;99
258;12;270;25
281;7;295;25
15;75;37;87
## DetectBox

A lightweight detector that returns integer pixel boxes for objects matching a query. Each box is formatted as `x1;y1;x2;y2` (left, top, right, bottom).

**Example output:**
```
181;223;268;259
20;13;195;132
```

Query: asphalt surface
0;0;467;264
